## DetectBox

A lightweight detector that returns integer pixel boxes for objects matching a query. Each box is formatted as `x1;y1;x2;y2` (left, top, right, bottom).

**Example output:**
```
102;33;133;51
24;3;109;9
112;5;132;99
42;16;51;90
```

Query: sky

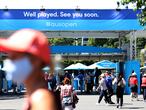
0;0;134;9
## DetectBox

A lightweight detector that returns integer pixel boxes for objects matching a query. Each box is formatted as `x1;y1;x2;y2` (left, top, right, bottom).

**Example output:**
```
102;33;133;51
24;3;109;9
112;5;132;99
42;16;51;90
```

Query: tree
87;38;119;48
121;0;146;26
137;38;146;49
48;38;74;46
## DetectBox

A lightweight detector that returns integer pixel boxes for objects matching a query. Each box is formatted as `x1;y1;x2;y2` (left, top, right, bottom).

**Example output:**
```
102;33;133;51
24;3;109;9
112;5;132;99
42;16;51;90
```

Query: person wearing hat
129;70;138;101
141;73;146;101
0;29;60;110
96;73;109;105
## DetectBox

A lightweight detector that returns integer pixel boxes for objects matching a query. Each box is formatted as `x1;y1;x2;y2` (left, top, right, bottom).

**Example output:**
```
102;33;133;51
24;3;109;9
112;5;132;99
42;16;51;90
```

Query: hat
143;73;146;77
0;29;51;66
100;74;105;78
132;72;137;76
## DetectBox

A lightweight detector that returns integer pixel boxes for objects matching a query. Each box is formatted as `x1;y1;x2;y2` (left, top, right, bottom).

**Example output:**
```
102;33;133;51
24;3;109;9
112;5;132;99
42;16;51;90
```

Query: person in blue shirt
105;71;115;104
77;71;84;93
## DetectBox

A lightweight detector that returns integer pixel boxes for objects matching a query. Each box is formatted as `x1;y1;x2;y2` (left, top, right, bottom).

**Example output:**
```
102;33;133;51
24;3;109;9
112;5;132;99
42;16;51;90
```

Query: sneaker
117;104;119;108
104;99;107;103
109;101;115;104
119;106;122;109
106;103;110;106
96;102;100;105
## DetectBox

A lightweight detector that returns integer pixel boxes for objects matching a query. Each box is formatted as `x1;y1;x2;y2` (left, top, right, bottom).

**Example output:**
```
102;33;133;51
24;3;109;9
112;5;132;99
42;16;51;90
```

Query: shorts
131;85;138;93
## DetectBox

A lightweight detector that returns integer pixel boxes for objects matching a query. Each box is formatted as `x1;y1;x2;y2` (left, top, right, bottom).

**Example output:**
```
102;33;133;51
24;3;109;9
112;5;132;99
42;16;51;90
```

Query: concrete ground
75;95;146;110
0;94;145;110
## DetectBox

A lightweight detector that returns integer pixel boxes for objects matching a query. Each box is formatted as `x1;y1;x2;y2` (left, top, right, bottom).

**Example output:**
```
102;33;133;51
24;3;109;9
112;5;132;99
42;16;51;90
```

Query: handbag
73;94;79;104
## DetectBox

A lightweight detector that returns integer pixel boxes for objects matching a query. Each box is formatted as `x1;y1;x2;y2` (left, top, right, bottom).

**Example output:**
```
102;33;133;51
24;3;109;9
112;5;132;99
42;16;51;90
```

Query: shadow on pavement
0;92;25;100
77;92;98;95
0;109;16;110
122;107;144;109
123;103;133;105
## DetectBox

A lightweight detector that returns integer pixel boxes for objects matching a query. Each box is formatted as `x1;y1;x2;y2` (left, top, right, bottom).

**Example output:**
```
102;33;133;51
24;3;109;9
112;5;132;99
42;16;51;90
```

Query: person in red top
141;73;146;101
129;70;138;101
0;29;60;110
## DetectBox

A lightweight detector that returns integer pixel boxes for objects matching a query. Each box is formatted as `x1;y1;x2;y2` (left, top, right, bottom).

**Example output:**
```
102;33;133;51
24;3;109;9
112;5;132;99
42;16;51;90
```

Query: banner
0;9;144;30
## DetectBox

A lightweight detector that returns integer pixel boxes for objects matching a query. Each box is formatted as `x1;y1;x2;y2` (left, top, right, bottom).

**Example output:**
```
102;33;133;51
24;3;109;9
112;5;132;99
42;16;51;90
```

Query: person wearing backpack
60;78;74;110
113;73;126;109
129;71;138;101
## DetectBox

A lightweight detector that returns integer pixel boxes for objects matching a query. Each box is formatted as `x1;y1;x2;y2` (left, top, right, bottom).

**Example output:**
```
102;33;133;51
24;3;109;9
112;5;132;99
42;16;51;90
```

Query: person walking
0;29;61;110
113;73;126;109
129;70;138;101
60;78;74;110
94;67;102;87
96;74;109;105
105;71;115;104
0;69;5;94
141;73;146;102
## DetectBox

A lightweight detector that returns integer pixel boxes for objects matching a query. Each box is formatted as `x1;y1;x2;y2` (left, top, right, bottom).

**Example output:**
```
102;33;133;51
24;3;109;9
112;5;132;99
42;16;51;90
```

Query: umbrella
64;64;75;70
64;63;89;70
88;63;102;69
140;66;146;70
88;60;116;69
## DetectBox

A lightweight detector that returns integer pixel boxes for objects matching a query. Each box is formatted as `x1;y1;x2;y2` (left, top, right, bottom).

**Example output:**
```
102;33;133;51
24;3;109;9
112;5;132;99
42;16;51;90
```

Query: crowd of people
0;29;146;110
96;71;126;109
43;67;146;109
95;70;146;109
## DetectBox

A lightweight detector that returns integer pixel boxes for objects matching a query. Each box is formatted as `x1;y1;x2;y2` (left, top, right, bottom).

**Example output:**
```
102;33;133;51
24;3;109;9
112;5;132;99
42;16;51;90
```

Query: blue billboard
0;9;144;30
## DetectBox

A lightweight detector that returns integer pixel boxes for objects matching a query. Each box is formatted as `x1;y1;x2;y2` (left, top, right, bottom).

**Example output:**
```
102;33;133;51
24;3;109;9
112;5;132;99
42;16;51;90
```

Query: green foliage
48;38;83;46
121;0;146;26
62;60;75;67
87;38;119;48
48;38;74;46
87;38;106;46
137;38;146;49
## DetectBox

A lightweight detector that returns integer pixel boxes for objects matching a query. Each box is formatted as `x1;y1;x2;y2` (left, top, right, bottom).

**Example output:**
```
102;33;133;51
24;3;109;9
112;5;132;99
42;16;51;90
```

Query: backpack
117;78;125;88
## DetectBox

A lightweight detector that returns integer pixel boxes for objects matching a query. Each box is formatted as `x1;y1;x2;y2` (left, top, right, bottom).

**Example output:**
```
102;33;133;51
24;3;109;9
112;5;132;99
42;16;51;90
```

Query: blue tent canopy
97;60;116;69
50;46;125;54
88;60;116;69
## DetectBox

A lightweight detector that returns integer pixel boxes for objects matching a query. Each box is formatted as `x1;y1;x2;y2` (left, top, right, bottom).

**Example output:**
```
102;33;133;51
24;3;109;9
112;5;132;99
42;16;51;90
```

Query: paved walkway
0;94;145;110
75;95;146;110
